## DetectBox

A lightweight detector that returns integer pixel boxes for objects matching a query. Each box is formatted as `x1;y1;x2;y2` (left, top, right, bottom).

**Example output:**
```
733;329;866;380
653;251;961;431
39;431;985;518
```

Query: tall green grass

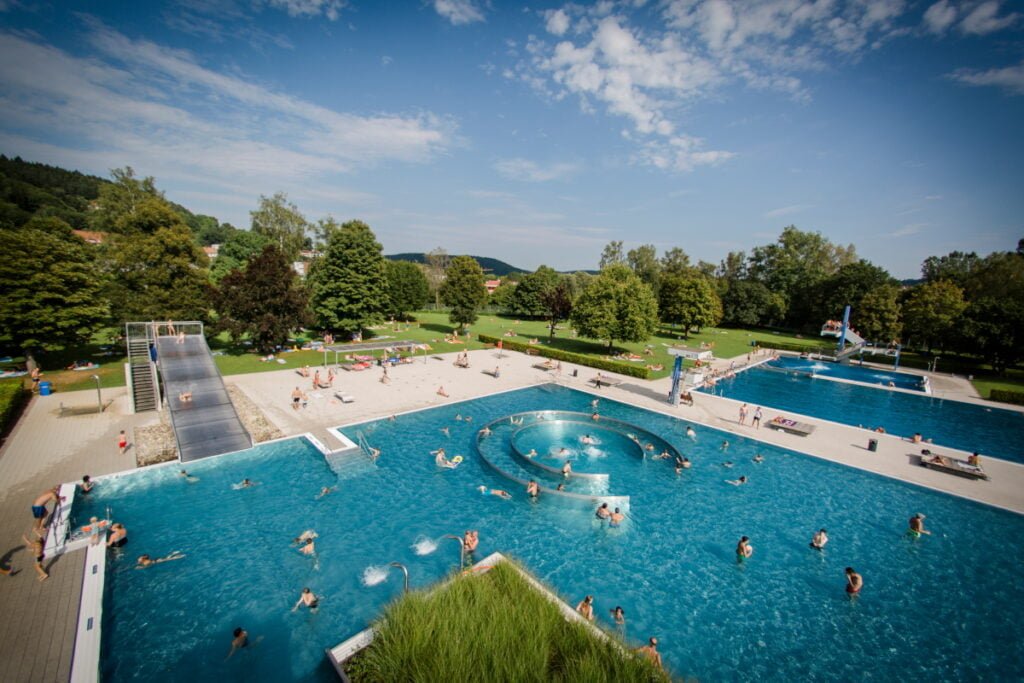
348;561;669;683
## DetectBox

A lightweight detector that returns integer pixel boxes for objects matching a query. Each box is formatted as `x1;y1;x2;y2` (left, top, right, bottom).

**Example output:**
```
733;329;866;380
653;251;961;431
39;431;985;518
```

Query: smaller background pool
767;356;926;392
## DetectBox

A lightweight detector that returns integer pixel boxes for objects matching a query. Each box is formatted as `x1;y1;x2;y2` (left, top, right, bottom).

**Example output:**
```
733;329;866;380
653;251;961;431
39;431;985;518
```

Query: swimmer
753;454;765;463
595;503;611;520
431;447;446;458
656;450;671;460
721;461;734;468
561;461;572;477
526;449;538;458
590;399;599;409
455;414;463;421
636;637;663;670
720;440;730;452
388;415;396;422
478;486;512;500
178;469;199;483
479;426;492;437
136;551;185;568
845;567;863;596
368;446;381;461
80;475;94;494
575;595;595;621
681;457;691;469
298;537;316;556
227;627;248;659
464;416;472;423
559;447;570;455
235;478;257;489
510;416;523;426
292;587;319;612
435;451;451;468
316;486;336;500
908;513;931;537
106;523;128;548
726;475;748;486
591;412;600;421
610;606;625;626
441;427;450;437
581;434;595;445
610;507;624;527
627;433;639;443
292;530;318;545
526;480;539;498
736;536;753;560
685;426;696;440
645;443;656;452
463;530;479;553
810;528;829;550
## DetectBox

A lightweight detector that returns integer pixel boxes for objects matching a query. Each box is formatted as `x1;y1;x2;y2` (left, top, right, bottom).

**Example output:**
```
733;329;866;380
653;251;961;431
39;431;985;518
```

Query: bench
917;453;989;480
766;417;816;436
334;392;356;404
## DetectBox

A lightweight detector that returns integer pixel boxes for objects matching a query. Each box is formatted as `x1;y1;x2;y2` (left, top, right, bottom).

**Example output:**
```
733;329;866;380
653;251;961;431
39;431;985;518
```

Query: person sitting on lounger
967;452;981;467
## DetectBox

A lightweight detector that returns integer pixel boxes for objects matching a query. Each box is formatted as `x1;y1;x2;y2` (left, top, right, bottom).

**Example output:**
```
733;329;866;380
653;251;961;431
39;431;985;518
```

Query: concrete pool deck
1;348;1021;682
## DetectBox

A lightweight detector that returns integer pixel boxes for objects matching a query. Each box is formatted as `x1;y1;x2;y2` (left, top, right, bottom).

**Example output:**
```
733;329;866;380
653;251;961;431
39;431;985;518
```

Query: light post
92;374;102;413
389;562;409;593
443;534;466;569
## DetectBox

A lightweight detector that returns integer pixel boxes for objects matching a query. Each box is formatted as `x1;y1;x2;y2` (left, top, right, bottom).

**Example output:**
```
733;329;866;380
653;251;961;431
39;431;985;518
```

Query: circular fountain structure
474;411;681;508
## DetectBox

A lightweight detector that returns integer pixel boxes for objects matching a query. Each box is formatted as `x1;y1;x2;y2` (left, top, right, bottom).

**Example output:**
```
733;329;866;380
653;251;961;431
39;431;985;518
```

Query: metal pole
443;534;465;569
92;374;102;413
389;562;409;593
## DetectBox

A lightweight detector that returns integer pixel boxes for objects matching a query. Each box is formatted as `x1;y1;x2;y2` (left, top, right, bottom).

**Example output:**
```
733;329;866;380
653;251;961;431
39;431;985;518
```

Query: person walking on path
752;407;763;429
118;430;128;455
738;403;748;426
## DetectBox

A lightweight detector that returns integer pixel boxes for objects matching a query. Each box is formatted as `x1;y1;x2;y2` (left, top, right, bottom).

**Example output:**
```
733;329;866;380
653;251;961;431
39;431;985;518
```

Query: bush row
477;334;650;379
990;389;1024;406
0;379;28;435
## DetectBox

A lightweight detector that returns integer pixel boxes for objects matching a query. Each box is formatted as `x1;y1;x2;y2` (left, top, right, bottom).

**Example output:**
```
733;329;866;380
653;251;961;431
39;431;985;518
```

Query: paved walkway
0;387;153;683
1;347;1021;683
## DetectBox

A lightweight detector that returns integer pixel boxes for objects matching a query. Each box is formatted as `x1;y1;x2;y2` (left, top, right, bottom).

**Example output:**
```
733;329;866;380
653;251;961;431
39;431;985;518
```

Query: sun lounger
532;362;555;371
919;453;989;480
334;392;355;403
766;417;816;436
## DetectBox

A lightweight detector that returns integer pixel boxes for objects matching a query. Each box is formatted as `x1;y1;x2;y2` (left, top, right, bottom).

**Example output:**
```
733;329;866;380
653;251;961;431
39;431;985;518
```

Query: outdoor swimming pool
766;356;928;391
75;385;1024;682
704;366;1024;463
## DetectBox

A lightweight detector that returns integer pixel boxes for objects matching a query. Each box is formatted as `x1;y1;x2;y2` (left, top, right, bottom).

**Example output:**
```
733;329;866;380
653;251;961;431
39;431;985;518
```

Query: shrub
0;379;28;435
990;389;1024;406
757;340;828;354
478;334;650;379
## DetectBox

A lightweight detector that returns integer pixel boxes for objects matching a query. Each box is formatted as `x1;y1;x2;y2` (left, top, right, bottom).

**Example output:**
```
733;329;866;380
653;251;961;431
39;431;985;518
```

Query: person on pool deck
107;523;128;548
610;508;624;527
22;534;48;581
30;486;63;533
526;480;539;498
810;529;829;550
908;513;931;537
967;452;981;467
611;606;625;627
292;587;319;611
845;567;863;596
726;476;748;486
575;595;595;621
136;551;185;568
685;426;696;440
636;637;663;670
596;503;611;520
227;627;248;659
478;486;512;500
291;387;302;411
752;407;763;429
736;536;753;560
561;461;573;477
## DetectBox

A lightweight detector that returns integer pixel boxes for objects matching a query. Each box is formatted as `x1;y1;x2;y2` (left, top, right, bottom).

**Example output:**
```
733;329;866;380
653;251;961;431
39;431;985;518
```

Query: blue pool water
76;385;1024;682
767;356;927;391
704;366;1024;463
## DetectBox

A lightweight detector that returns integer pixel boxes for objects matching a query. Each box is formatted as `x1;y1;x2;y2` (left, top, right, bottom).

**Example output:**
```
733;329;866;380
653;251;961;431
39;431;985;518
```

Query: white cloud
948;60;1024;95
545;9;570;36
959;1;1018;35
891;223;927;237
923;0;957;34
764;203;812;218
433;0;484;26
494;158;579;182
266;0;346;21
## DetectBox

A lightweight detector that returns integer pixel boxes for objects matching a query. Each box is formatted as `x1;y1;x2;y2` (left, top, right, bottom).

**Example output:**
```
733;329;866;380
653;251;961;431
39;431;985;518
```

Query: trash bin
867;438;878;452
572;369;578;378
39;381;53;396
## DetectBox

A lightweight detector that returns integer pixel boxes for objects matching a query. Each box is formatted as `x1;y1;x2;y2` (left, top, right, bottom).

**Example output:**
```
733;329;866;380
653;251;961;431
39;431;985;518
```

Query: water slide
156;334;253;461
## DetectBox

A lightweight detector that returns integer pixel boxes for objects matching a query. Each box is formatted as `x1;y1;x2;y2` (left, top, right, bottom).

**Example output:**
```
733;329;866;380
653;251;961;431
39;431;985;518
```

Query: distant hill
386;253;525;277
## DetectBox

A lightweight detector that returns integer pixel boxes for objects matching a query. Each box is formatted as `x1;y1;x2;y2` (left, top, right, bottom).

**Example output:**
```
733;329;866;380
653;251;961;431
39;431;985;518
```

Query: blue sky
1;0;1021;277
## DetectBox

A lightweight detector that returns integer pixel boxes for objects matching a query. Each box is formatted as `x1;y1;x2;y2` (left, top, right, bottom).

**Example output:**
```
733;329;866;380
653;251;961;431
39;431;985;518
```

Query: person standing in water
575;595;595;621
526;480;539;498
609;508;624;527
736;536;753;561
845;567;863;597
292;587;319;611
595;503;611;520
636;637;663;670
810;529;829;550
908;513;931;537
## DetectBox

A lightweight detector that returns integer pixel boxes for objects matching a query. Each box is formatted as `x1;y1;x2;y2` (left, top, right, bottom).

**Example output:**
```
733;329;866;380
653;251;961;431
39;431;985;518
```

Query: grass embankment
348;560;668;683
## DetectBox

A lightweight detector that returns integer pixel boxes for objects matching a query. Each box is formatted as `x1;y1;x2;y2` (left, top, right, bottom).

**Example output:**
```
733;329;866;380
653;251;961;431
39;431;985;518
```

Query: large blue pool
704;365;1024;463
76;385;1024;682
766;356;928;391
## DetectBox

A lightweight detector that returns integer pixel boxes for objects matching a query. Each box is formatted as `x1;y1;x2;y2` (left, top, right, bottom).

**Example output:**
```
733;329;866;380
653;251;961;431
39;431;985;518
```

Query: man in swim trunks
293;587;319;611
526;480;539;498
845;567;863;596
291;387;302;410
810;529;829;550
752;407;762;429
227;627;248;659
136;551;185;568
609;508;624;527
636;637;663;670
595;503;611;520
561;461;572;477
685;426;696;440
31;486;63;532
575;595;595;621
908;513;931;537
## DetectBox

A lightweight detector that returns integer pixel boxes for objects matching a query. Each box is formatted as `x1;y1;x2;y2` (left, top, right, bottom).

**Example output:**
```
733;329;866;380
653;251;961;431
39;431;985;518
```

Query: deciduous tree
385;260;430;320
511;266;559;317
719;280;785;327
210;229;271;282
308;221;389;336
440;255;487;331
901;280;965;351
250;192;308;261
856;284;902;344
599;240;625;269
570;264;657;352
658;272;722;337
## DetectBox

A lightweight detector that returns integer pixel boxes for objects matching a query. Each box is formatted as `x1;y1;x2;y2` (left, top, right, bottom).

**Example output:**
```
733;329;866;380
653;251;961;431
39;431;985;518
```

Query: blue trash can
39;381;53;396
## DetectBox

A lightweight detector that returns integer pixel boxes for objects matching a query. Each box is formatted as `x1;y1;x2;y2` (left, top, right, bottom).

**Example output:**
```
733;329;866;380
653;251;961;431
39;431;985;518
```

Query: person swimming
479;426;492;437
753;454;765;463
721;461;734;468
136;551;185;568
810;528;829;550
581;434;595;445
179;470;199;483
292;587;319;611
575;595;595;621
234;478;257;489
685;426;696;440
441;427;450;437
316;486;336;500
298;537;316;556
609;508;624;527
595;503;611;520
908;513;931;537
477;486;512;500
720;440;730;452
526;480;539;498
610;605;625;626
561;461;572;477
845;567;863;596
726;476;748;486
292;530;318;545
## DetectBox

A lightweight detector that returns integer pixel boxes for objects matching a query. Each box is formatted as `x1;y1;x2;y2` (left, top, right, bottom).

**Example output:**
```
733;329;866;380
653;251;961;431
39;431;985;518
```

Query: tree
959;297;1024;375
716;251;746;282
627;244;661;294
720;280;786;327
658;272;722;337
661;247;691;276
570;264;657;352
814;260;895;323
214;245;310;353
424;247;451;307
88;167;164;234
250;192;308;261
0;227;109;366
210;229;271;282
511;265;559;317
488;282;517;313
308;221;389;336
599;241;625;269
195;217;234;246
921;251;981;288
385;260;430;319
901;280;965;351
539;279;574;338
857;284;902;344
440;255;487;331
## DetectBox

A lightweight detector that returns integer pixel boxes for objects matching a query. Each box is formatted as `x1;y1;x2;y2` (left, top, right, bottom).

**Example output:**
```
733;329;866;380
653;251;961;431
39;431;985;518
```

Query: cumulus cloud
959;1;1018;35
923;0;957;34
433;0;484;26
545;8;570;36
266;0;346;20
948;60;1024;95
494;158;579;182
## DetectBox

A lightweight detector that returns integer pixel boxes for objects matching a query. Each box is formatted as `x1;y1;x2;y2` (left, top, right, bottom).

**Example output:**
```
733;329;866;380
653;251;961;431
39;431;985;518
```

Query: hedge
0;379;28;435
757;340;829;353
478;334;650;379
990;389;1024;406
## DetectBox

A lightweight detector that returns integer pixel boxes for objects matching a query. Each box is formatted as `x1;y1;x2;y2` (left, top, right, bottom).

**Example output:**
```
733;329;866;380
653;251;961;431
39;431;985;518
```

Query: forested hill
387;253;524;276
